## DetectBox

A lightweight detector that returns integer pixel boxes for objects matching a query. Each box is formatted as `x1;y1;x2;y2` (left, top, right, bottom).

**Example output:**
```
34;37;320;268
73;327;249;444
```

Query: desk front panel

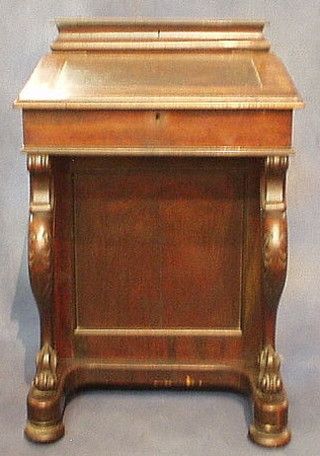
53;156;262;364
23;109;292;148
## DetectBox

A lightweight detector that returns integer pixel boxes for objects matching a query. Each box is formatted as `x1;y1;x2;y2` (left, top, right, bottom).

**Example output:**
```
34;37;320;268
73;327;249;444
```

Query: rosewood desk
15;19;303;447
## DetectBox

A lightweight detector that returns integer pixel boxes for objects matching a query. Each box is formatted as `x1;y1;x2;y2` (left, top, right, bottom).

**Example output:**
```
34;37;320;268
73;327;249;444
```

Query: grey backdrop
1;1;319;455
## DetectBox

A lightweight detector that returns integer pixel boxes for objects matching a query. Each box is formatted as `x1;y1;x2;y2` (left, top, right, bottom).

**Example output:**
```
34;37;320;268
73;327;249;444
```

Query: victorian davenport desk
15;19;303;447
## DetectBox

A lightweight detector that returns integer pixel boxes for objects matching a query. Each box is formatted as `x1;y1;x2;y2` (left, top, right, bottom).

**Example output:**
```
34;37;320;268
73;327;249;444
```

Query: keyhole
155;112;161;121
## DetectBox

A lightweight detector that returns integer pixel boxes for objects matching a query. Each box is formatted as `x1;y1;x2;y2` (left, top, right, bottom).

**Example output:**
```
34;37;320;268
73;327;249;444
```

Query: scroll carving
29;221;53;304
28;154;51;173
262;157;288;272
262;156;288;276
28;154;54;346
261;156;288;346
33;343;58;392
263;215;287;270
257;345;283;395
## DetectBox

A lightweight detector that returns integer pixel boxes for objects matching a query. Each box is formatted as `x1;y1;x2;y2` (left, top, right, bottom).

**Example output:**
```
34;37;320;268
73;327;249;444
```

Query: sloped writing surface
58;54;261;89
15;52;303;109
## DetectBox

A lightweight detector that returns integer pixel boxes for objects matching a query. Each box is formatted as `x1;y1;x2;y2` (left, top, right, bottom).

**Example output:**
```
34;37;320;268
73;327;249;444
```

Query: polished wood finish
52;18;271;52
22;110;293;148
15;21;302;110
15;19;303;447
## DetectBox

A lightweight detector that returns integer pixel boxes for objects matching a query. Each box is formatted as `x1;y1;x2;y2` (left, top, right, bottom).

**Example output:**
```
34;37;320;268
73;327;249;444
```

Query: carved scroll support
25;155;65;443
27;155;59;394
251;164;291;448
261;156;288;347
28;155;54;348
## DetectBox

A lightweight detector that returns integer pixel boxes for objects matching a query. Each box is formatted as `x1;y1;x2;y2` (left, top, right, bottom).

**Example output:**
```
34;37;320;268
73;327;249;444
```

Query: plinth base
249;425;291;448
25;420;65;444
25;355;291;446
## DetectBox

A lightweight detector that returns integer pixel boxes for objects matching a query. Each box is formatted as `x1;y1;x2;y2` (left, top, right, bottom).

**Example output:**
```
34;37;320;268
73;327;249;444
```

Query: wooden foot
249;417;291;447
25;385;66;443
249;345;291;447
249;389;291;447
25;344;65;443
25;420;65;444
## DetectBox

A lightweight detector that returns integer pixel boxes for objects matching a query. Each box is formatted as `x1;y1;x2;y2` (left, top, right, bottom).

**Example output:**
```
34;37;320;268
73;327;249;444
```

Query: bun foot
249;424;291;448
248;345;291;447
25;420;65;443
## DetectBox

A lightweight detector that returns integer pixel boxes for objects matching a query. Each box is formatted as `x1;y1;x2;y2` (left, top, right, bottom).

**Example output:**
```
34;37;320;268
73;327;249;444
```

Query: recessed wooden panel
73;157;246;331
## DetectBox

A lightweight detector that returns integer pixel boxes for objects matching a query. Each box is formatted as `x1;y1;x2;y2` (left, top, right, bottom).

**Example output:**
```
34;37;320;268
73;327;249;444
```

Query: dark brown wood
15;19;303;447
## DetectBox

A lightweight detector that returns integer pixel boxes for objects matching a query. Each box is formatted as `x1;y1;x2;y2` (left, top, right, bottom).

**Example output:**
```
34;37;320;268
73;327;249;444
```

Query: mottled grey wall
1;2;319;455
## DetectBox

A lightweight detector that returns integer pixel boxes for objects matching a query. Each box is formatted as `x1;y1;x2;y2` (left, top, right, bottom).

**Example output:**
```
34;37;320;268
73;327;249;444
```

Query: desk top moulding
15;18;303;447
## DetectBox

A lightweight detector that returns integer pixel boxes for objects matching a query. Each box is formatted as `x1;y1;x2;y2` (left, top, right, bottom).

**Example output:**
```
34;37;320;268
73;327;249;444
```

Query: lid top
15;19;304;110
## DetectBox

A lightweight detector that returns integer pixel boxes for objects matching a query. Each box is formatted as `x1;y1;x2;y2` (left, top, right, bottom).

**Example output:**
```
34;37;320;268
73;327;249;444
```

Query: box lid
15;19;304;110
